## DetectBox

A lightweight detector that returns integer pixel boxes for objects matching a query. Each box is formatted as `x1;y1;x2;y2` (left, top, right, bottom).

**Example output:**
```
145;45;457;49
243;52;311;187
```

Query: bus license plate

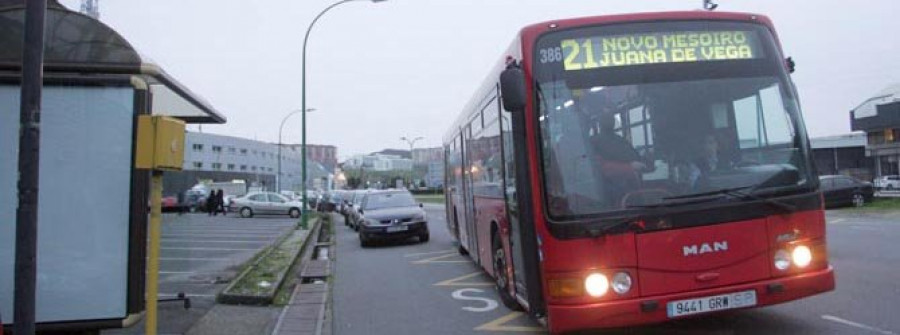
386;226;408;233
666;290;757;318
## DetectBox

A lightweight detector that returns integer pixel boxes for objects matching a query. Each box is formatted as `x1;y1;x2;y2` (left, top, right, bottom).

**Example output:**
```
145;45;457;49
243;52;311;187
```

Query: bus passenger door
462;124;479;261
501;110;529;306
452;134;470;252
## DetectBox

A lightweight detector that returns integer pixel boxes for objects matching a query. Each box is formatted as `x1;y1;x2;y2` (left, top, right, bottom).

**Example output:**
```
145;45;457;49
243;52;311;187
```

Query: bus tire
492;233;521;311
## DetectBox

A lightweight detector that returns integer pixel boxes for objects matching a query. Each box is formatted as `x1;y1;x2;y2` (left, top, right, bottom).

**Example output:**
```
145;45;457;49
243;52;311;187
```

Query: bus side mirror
786;57;795;73
500;66;526;112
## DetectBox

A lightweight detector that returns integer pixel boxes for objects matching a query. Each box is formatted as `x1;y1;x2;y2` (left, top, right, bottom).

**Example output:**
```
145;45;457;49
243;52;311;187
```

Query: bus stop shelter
0;2;225;331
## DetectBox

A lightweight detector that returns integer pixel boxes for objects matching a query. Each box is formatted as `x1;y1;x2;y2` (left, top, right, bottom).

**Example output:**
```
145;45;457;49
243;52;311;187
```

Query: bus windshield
533;21;813;220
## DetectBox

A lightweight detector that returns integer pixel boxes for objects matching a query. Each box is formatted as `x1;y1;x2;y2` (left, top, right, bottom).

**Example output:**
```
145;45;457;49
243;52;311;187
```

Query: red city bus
443;11;834;334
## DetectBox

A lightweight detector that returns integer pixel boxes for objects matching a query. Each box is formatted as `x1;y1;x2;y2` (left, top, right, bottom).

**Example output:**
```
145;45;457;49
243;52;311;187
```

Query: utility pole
400;136;423;188
80;0;100;19
15;1;47;334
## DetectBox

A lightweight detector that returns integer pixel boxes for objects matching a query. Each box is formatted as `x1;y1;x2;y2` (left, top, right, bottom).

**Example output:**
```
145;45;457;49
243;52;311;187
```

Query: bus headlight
792;245;812;268
774;249;791;271
584;273;609;297
611;272;632;295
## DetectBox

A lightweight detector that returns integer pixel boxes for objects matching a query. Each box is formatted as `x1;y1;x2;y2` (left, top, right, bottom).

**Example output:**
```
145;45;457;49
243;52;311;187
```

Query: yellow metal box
135;115;185;171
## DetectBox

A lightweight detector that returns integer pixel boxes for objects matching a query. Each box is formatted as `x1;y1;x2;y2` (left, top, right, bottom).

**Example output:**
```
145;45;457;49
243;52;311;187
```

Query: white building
344;153;413;171
164;131;333;195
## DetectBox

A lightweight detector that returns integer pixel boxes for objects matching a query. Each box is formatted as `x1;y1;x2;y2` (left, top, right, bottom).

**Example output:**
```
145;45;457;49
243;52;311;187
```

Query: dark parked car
335;190;349;215
819;175;874;208
316;191;340;212
356;190;429;247
345;190;369;230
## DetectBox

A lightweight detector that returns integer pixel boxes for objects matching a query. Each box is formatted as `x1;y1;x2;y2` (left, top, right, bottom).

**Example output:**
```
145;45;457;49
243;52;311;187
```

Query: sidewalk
271;283;329;335
423;202;445;210
875;190;900;198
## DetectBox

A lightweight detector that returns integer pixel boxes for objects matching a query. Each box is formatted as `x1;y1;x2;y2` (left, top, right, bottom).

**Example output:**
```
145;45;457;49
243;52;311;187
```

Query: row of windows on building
191;143;295;160
867;128;900;145
190;161;292;174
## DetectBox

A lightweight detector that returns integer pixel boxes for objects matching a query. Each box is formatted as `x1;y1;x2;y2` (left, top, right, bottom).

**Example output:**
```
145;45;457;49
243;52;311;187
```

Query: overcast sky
59;0;900;159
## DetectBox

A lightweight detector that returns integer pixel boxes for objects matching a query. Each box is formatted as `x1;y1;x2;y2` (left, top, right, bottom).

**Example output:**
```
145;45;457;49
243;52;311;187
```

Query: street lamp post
301;0;386;216
277;108;315;192
400;136;423;188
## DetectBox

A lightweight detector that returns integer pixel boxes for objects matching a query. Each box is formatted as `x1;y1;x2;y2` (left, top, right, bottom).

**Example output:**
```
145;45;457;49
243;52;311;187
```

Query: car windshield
534;21;813;219
364;192;417;210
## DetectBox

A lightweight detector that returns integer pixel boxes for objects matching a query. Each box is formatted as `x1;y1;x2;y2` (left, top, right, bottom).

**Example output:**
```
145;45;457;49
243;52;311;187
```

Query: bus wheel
458;245;468;256
492;233;521;311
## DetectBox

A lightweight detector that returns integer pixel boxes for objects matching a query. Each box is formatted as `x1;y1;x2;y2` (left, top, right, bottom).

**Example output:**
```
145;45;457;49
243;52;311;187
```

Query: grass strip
219;219;317;304
273;213;331;305
858;198;900;210
414;194;446;204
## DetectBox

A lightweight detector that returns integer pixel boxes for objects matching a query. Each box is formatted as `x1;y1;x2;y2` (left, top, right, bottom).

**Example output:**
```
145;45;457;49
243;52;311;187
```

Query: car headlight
414;211;427;222
584;273;609;297
611;272;632;295
363;219;378;226
792;245;812;268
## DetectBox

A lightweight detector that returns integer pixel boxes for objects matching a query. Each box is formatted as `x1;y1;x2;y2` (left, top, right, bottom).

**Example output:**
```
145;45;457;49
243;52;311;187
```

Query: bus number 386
539;47;563;64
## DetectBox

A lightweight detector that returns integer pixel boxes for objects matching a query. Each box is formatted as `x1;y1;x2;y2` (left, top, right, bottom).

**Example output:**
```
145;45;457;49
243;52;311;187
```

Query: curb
218;219;321;305
272;214;335;335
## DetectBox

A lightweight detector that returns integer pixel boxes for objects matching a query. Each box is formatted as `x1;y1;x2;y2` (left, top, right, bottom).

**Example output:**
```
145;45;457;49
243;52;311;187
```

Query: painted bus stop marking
434;272;494;287
412;252;469;264
475;312;546;332
404;248;456;257
452;288;499;312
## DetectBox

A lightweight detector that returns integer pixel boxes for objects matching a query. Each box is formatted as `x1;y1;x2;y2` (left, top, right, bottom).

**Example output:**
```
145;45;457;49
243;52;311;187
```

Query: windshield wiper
584;215;648;237
661;185;796;212
663;186;753;200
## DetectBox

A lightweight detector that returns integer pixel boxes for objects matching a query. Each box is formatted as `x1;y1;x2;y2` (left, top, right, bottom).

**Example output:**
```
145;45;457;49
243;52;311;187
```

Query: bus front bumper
547;266;834;334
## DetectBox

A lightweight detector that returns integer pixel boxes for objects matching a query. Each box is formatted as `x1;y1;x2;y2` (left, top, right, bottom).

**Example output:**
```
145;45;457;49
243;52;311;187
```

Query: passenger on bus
592;111;648;205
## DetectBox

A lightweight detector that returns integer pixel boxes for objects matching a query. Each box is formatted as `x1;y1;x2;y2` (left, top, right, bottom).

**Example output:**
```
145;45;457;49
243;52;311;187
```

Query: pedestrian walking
215;189;226;216
206;191;217;216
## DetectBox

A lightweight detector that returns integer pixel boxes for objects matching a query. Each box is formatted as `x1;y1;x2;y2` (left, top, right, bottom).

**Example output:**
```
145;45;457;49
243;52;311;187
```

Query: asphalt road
104;213;297;335
333;205;900;335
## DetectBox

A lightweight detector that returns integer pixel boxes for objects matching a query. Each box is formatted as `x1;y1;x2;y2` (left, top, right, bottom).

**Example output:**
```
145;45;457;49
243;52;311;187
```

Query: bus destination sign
558;31;762;70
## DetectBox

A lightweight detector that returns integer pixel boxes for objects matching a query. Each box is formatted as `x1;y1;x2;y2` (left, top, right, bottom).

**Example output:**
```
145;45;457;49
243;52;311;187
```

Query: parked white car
229;192;304;218
874;175;900;190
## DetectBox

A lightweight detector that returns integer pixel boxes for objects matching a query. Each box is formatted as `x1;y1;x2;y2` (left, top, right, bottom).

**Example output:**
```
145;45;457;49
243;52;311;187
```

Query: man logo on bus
683;241;729;256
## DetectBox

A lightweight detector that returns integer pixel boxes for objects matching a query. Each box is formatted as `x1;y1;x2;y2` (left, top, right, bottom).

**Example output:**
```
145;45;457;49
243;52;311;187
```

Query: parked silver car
229;192;304;218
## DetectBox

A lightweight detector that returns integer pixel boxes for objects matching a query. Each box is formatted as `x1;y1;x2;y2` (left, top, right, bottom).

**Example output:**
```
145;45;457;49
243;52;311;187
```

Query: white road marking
161;239;268;244
822;315;897;335
158;293;216;298
404;248;456;257
451;288;499;312
162;233;281;238
434;272;495;287
829;218;846;224
412;252;468;264
164;228;287;233
160;257;229;261
161;247;259;251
